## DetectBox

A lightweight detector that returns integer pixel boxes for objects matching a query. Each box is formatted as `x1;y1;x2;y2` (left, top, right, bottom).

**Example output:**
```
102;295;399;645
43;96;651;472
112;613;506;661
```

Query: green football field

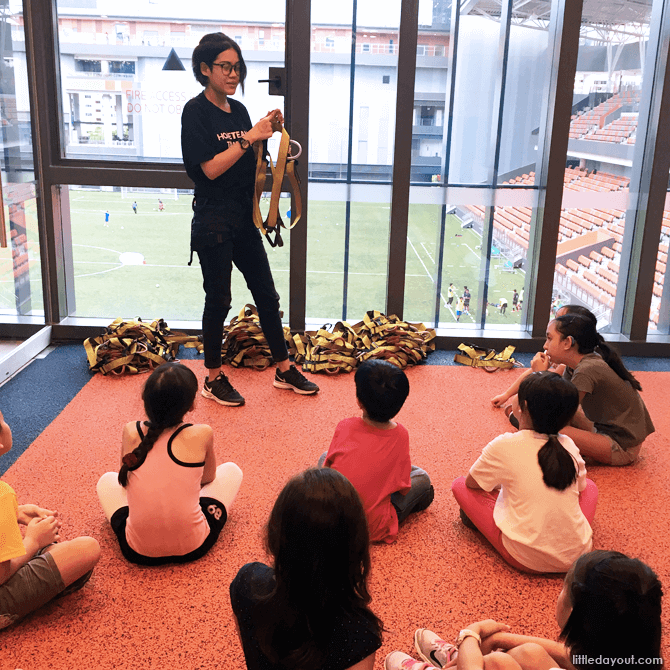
2;188;526;329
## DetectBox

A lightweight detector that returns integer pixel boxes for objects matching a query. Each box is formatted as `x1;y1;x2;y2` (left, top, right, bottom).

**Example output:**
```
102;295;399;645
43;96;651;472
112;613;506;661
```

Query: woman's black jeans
193;197;289;370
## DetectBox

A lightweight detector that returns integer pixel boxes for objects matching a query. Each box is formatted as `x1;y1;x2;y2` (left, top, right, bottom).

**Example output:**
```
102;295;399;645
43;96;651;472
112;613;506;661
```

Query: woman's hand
267;109;284;132
17;504;56;525
531;352;550;372
247;109;283;144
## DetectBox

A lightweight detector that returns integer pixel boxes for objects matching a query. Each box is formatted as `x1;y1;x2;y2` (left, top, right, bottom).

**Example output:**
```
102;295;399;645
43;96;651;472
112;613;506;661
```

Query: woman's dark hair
118;363;198;486
557;304;597;326
355;359;409;423
553;314;642;391
191;32;247;91
254;468;383;670
518;372;579;491
561;550;662;664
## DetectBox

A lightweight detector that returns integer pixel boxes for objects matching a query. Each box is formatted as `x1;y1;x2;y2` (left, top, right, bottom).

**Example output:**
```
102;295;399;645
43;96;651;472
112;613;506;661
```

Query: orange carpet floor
1;362;668;669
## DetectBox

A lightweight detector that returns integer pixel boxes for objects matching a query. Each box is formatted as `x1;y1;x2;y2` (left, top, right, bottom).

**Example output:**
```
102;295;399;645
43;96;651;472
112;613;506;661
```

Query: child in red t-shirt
320;360;434;543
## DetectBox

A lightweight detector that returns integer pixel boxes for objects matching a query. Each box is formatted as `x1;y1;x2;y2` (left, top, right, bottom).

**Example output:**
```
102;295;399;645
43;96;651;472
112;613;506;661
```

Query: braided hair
518;371;580;491
118;363;198;486
561;550;662;664
554;314;642;391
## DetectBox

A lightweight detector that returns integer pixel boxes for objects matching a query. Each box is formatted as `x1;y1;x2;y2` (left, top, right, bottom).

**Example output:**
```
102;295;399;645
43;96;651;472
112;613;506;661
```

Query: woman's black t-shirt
230;562;382;670
180;92;256;199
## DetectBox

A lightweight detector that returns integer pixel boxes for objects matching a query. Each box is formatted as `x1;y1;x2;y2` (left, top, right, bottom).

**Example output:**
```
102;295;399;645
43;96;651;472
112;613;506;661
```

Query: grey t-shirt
565;353;655;450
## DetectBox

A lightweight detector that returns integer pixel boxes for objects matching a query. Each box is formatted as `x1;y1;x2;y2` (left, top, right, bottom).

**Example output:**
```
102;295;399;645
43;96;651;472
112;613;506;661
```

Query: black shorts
110;497;228;566
447;297;454;304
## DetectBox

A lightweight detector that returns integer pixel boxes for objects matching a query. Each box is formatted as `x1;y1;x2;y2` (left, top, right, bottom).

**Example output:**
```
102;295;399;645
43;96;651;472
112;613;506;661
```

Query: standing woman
181;33;318;406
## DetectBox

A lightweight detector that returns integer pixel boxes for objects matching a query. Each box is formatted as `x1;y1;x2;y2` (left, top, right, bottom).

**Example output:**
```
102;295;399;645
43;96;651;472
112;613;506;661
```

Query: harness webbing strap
252;128;302;248
453;343;517;372
283;312;436;375
221;304;274;370
84;318;203;376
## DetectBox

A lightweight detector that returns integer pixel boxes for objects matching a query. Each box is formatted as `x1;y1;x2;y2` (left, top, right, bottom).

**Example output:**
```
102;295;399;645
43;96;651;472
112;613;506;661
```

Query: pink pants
451;476;598;573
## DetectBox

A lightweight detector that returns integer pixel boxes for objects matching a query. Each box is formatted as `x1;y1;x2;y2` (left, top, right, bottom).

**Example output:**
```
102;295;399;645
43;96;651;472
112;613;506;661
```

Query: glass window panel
496;17;551;184
406;1;549;327
553;0;654;332
447;14;500;184
0;7;43;321
403;201;442;325
62;186;289;321
411;1;448;185
0;188;43;319
552;196;629;327
306;1;399;323
404;188;530;329
56;3;286;162
648;204;670;334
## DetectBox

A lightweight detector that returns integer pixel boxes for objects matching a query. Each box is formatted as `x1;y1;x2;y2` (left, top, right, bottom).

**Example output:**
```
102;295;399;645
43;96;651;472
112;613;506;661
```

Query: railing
56;30;447;58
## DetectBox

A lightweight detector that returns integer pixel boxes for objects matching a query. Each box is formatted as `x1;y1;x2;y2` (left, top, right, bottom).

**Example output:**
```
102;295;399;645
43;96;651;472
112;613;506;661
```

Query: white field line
421;242;435;263
73;243;124;254
74;266;124;279
68;259;433;278
407;236;451;308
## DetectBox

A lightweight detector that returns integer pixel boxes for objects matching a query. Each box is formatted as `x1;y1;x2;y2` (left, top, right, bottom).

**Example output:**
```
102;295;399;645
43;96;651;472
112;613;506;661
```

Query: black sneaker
202;373;245;406
460;508;479;531
273;365;319;395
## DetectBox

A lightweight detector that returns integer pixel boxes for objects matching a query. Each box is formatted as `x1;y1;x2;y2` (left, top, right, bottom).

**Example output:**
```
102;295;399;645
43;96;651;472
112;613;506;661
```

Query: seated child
319;359;434;544
453;371;598;573
0;410;100;629
385;550;663;670
230;468;383;670
97;362;243;565
491;304;597;413
535;313;654;466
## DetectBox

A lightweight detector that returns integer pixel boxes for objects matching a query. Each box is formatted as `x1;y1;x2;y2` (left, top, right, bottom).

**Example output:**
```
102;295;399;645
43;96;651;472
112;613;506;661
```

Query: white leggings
96;462;243;522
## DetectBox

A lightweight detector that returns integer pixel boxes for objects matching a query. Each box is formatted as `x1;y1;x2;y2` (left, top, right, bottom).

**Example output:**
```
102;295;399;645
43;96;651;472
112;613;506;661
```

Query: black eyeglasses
212;61;242;75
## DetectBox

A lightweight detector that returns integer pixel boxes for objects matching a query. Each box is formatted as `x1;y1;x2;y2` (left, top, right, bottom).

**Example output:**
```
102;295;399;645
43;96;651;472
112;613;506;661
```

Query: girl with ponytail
491;304;596;412
452;372;598;573
535;314;654;465
96;362;243;565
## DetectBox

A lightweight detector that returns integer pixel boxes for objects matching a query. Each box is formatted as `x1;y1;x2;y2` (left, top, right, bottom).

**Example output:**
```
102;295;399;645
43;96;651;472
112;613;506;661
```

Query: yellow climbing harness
252;127;302;248
83;318;203;375
453;343;518;372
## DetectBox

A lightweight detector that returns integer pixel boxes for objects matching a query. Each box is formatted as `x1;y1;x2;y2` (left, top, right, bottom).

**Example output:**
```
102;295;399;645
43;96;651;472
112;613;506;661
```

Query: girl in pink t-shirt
96;362;242;565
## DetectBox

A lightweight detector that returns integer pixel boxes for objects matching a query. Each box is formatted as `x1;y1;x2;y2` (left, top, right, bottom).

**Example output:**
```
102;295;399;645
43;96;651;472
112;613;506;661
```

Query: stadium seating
470;158;667;329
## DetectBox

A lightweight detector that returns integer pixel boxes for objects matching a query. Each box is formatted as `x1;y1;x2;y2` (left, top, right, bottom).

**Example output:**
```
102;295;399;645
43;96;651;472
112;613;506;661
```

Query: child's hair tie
122;451;140;468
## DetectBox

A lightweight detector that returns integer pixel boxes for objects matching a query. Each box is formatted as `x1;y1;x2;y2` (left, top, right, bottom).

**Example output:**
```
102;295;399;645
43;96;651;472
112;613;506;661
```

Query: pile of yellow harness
84;318;203;375
222;306;436;374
